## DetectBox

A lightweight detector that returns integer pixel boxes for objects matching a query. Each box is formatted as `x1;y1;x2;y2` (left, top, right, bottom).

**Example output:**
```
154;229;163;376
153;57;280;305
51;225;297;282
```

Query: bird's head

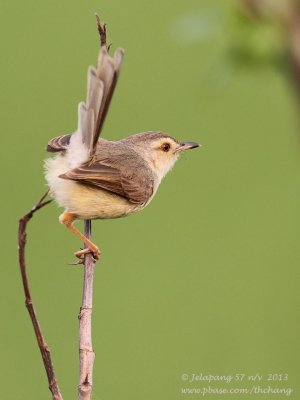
122;131;200;180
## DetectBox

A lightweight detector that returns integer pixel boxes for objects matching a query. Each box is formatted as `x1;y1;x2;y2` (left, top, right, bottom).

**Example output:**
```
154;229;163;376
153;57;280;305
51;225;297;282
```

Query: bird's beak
177;141;201;152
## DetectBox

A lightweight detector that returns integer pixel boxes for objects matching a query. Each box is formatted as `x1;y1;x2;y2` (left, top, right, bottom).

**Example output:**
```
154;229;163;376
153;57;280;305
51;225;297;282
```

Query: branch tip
95;13;108;48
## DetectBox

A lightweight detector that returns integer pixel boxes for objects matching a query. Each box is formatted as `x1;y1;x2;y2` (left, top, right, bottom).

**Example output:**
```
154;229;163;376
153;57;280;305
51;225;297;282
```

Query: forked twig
95;14;107;47
18;191;63;400
95;13;112;51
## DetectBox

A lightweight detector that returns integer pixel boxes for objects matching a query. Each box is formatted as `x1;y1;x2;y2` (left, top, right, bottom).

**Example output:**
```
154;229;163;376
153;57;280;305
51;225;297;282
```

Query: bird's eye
161;143;171;152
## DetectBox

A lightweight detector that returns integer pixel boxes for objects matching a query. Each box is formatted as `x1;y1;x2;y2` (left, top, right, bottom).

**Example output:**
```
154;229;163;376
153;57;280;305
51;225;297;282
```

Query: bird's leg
59;212;100;260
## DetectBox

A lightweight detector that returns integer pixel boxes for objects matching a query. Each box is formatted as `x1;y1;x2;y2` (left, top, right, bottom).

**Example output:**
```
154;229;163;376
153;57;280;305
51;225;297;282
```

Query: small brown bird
45;45;200;261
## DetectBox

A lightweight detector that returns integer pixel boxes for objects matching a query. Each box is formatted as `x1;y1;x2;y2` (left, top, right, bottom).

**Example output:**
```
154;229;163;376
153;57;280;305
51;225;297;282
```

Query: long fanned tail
46;46;124;156
92;47;124;151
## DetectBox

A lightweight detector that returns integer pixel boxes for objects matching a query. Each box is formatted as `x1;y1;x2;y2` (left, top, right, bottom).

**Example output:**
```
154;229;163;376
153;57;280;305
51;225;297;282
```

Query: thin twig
18;191;63;400
78;220;96;400
95;14;107;47
285;4;300;98
242;0;263;17
241;0;300;98
77;16;108;399
95;13;112;51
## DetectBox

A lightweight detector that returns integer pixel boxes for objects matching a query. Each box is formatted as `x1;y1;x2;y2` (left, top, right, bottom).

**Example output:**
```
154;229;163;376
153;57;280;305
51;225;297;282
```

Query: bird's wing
46;46;124;155
59;155;154;204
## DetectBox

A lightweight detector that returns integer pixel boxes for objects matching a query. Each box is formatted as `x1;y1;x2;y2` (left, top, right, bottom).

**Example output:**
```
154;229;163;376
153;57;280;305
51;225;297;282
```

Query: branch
285;4;300;98
18;191;63;400
95;13;112;51
78;219;96;400
77;16;109;398
242;0;264;17
241;0;300;98
95;14;107;47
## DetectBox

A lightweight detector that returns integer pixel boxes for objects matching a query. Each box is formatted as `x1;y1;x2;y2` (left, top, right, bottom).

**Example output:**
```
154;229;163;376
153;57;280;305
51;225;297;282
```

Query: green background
1;0;300;398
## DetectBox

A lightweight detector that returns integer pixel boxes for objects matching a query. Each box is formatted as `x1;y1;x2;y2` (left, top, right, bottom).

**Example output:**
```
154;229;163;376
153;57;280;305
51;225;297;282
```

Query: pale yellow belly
45;155;143;220
58;182;142;220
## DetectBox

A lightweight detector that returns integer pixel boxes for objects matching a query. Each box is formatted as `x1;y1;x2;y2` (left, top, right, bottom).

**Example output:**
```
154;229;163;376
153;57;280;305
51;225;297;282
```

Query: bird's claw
74;247;100;261
67;246;100;266
68;259;85;266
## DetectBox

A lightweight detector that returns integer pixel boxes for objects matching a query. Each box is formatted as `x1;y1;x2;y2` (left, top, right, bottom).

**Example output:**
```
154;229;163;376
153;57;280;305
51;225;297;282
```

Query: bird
45;43;200;262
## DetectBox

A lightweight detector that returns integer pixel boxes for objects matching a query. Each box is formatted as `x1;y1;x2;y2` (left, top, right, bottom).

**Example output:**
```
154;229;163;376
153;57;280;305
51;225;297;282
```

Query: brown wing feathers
60;160;154;204
60;162;127;199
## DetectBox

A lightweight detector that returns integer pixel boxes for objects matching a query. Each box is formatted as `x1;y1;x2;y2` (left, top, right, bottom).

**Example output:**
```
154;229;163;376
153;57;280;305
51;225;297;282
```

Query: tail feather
85;67;104;152
91;46;124;151
45;46;124;157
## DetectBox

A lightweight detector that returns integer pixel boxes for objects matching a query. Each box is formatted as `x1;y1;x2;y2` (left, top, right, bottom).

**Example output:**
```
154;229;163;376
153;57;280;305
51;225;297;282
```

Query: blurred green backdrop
1;0;300;398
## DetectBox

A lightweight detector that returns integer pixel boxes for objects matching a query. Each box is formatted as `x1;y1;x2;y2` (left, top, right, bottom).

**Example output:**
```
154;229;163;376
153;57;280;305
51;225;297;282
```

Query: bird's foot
75;246;100;261
68;259;85;266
